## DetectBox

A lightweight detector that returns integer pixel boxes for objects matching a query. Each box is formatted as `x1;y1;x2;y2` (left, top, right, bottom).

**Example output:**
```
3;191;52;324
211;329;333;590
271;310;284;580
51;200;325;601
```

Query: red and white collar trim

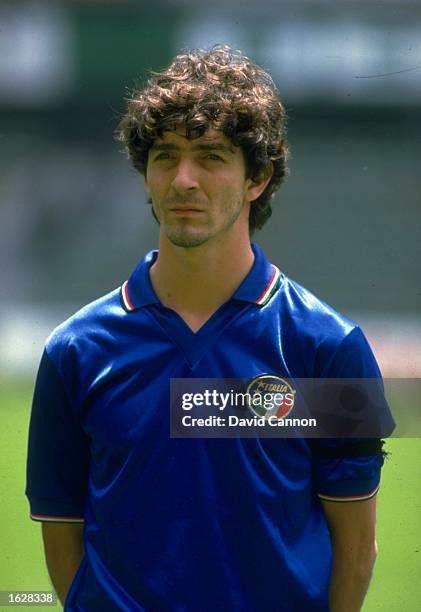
121;280;136;312
256;265;281;306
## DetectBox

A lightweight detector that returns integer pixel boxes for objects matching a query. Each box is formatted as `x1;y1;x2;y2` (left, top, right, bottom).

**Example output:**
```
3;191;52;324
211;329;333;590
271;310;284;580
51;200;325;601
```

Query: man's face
144;127;255;248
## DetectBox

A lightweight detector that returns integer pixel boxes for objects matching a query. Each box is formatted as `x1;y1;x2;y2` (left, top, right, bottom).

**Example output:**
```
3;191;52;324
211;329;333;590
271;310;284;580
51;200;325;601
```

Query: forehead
151;127;237;153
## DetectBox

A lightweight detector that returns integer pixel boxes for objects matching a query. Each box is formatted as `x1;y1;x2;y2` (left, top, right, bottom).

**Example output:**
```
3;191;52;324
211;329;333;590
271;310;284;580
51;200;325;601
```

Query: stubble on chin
164;225;212;248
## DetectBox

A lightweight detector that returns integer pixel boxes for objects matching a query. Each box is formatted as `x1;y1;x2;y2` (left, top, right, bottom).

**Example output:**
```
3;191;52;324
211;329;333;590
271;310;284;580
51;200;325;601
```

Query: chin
165;228;212;248
168;235;210;248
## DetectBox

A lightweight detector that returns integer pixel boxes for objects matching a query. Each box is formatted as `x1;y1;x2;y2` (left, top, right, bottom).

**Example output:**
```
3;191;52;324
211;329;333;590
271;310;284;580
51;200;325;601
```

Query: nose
171;158;200;192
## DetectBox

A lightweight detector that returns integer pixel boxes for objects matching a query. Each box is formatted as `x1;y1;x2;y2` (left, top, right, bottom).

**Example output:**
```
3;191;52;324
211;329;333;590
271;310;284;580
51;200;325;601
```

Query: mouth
169;208;205;216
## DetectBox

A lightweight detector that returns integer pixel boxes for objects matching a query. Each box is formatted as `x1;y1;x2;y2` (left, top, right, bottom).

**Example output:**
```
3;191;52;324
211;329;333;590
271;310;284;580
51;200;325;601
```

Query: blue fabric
26;243;389;611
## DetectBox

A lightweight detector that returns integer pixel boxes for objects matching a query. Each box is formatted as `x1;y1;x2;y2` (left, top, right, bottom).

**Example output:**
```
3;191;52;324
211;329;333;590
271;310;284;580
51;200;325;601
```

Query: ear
244;163;274;203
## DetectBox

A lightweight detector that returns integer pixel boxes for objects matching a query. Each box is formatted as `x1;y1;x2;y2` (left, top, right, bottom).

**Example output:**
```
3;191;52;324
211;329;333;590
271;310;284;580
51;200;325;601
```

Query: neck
150;232;254;330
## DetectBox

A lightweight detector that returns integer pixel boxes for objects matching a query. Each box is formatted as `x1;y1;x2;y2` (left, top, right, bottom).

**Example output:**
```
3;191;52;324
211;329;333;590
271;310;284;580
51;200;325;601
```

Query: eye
205;153;224;162
154;152;171;160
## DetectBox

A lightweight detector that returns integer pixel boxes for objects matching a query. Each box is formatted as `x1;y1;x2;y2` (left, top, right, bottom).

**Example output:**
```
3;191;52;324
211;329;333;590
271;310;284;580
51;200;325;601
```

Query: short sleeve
311;326;393;502
25;349;90;522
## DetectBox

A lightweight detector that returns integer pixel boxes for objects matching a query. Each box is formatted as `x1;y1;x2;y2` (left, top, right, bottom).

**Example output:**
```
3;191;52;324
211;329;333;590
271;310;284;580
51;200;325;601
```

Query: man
26;45;389;611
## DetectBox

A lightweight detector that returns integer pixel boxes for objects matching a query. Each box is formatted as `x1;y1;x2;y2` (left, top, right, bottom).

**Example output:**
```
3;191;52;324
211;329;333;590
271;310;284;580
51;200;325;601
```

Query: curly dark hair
116;45;289;234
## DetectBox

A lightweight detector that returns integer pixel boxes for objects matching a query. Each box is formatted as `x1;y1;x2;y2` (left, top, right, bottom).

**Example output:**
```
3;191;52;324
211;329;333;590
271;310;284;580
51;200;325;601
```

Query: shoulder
40;287;126;406
277;274;356;342
275;275;380;377
45;287;123;366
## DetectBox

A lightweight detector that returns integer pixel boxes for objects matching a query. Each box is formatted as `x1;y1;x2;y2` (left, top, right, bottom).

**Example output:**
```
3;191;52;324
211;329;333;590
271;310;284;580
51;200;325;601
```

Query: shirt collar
120;243;282;313
231;243;282;305
121;250;160;311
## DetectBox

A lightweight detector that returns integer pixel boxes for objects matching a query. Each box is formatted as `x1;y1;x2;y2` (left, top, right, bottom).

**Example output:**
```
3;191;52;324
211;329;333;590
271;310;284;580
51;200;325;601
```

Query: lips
169;204;205;210
169;207;205;214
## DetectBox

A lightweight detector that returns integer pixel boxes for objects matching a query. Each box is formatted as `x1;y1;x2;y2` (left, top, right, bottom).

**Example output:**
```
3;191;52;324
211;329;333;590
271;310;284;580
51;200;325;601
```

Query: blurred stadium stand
0;0;420;378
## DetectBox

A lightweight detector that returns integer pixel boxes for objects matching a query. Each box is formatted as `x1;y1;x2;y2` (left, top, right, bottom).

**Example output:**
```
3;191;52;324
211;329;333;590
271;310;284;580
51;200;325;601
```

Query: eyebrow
150;142;235;155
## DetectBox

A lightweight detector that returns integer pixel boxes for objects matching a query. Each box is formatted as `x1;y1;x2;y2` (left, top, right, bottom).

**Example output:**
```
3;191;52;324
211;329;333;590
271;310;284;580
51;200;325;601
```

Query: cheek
216;177;247;204
145;178;163;202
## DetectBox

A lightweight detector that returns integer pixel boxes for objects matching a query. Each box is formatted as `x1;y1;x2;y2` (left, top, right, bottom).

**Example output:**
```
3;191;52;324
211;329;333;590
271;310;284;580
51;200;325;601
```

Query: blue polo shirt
26;243;388;611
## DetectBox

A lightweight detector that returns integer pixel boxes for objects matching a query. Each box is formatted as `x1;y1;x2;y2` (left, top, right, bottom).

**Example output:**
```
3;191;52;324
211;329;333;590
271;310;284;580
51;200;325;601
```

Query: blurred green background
1;1;420;609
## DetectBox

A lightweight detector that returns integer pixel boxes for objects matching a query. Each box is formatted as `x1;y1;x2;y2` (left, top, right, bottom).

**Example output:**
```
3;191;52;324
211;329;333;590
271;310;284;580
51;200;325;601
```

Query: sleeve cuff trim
317;483;380;503
30;513;84;523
